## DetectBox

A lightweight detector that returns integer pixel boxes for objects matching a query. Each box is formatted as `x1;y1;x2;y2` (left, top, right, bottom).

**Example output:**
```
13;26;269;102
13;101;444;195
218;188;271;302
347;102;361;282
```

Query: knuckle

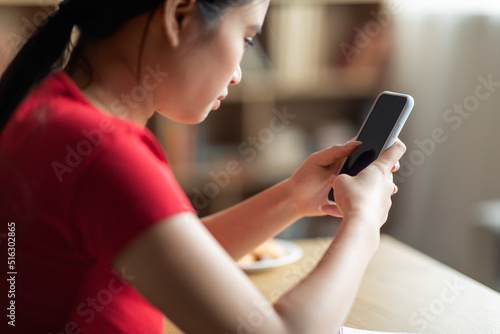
333;173;348;184
333;173;352;189
307;151;321;163
371;161;388;175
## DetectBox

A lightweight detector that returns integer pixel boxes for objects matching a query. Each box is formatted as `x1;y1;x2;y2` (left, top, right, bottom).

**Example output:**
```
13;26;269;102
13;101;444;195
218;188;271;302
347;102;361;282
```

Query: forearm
202;179;302;260
274;215;379;333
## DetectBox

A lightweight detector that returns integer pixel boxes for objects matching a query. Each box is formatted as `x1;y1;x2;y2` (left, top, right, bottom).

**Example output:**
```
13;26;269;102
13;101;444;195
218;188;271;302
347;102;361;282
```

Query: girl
0;0;406;333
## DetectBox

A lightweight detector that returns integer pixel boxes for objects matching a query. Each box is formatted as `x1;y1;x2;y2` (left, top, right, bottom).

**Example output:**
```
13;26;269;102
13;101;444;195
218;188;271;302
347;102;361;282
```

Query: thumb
374;139;406;170
319;204;343;218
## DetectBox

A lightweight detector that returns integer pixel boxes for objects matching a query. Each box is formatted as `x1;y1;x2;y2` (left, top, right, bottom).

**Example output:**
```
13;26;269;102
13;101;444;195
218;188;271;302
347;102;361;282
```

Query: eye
244;37;255;50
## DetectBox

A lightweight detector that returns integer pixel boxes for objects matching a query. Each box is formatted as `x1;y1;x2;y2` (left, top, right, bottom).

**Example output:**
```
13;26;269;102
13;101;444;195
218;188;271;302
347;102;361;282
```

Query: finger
347;136;358;143
392;184;398;195
320;204;343;218
375;139;406;171
314;141;362;167
391;161;401;173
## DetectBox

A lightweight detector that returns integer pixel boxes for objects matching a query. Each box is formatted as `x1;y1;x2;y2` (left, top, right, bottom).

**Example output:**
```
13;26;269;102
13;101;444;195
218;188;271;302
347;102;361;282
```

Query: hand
285;141;363;218
325;139;406;228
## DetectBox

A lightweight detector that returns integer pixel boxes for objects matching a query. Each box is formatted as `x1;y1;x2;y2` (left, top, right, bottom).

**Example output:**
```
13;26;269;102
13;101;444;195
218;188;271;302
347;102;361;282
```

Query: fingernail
345;141;362;147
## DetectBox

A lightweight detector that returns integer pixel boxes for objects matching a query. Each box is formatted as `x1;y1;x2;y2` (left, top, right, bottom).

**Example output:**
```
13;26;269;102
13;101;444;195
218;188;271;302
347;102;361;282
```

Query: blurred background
1;0;500;291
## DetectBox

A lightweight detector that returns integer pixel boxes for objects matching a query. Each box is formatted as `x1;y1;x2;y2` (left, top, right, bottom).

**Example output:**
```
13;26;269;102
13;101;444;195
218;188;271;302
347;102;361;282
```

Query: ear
162;0;198;48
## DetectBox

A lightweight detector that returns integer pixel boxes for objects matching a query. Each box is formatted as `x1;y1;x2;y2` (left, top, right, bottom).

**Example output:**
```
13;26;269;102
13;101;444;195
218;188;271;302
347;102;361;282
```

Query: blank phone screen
340;94;408;176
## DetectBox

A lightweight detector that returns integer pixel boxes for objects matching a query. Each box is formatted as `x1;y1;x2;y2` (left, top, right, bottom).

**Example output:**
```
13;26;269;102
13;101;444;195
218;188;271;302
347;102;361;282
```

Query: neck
75;66;155;127
67;15;158;127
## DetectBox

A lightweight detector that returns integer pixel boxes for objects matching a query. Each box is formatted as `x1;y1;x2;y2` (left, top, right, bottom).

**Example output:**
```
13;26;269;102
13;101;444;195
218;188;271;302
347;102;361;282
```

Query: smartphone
327;91;414;203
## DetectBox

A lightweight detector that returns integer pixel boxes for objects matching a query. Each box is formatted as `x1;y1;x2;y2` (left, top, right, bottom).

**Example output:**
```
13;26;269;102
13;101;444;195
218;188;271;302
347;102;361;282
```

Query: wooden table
164;235;500;333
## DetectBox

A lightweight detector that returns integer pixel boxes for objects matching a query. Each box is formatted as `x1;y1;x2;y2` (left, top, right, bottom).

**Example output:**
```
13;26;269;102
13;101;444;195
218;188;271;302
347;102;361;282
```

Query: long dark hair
0;0;251;133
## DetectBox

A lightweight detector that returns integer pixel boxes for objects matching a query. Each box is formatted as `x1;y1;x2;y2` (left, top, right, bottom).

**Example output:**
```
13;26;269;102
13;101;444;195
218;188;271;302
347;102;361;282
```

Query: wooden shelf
260;0;382;4
231;69;382;103
0;0;58;5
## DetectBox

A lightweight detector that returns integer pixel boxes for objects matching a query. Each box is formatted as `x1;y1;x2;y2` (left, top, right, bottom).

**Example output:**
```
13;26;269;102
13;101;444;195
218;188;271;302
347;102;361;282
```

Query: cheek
201;36;244;86
149;39;243;123
152;79;213;124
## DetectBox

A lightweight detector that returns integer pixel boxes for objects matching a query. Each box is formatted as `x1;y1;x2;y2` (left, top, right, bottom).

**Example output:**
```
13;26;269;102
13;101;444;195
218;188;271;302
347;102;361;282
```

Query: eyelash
244;38;255;49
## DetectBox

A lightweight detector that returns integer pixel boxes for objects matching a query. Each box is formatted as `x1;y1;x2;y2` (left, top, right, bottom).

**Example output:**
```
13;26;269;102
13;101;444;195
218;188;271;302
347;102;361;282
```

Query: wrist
339;211;381;252
280;178;305;220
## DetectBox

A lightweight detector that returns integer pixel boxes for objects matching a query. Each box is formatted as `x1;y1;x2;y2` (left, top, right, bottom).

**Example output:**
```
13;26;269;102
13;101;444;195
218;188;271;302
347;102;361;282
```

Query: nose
230;65;242;86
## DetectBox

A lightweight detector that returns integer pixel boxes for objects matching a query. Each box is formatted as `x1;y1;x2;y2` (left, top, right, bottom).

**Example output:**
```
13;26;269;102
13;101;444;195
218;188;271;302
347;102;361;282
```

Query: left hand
285;141;362;218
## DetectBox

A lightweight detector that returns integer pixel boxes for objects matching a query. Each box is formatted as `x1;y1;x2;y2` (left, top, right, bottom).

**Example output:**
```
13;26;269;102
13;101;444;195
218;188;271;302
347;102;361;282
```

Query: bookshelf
156;0;392;239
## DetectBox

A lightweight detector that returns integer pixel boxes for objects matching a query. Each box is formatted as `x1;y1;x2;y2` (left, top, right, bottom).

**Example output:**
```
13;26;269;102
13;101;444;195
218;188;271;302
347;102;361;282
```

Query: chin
187;106;214;124
181;111;211;125
156;107;211;125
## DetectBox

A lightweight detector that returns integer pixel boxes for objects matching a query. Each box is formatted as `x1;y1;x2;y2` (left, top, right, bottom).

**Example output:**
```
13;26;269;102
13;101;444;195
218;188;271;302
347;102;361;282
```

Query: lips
213;99;221;110
213;94;227;111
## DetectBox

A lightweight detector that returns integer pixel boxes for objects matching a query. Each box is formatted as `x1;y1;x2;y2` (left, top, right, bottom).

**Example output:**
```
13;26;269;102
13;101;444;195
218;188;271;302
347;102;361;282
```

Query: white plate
238;239;303;274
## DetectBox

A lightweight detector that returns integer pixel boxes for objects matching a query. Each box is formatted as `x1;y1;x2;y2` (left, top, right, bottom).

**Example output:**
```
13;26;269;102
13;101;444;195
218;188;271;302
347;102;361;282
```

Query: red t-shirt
0;72;195;333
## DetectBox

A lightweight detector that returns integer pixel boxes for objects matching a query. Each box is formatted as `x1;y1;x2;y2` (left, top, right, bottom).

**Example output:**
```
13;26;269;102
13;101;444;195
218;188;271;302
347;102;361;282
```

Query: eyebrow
249;25;263;35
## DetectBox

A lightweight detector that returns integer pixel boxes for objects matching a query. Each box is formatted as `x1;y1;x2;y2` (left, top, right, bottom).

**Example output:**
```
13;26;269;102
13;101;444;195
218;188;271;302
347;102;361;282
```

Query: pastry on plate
237;238;286;264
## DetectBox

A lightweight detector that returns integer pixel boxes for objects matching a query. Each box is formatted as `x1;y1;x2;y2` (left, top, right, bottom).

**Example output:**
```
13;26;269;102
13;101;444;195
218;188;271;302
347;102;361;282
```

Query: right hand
325;139;406;229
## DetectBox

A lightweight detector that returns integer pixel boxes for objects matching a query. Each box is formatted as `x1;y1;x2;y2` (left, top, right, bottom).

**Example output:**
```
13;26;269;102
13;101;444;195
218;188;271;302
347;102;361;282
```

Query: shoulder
3;71;174;191
27;72;168;180
42;72;163;155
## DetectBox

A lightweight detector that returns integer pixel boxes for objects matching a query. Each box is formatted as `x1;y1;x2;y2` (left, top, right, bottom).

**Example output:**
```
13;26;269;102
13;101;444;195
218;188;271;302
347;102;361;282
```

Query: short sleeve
72;129;195;264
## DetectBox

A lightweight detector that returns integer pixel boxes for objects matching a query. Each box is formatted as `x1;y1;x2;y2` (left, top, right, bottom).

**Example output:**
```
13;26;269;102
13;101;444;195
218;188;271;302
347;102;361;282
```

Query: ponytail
0;5;75;132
